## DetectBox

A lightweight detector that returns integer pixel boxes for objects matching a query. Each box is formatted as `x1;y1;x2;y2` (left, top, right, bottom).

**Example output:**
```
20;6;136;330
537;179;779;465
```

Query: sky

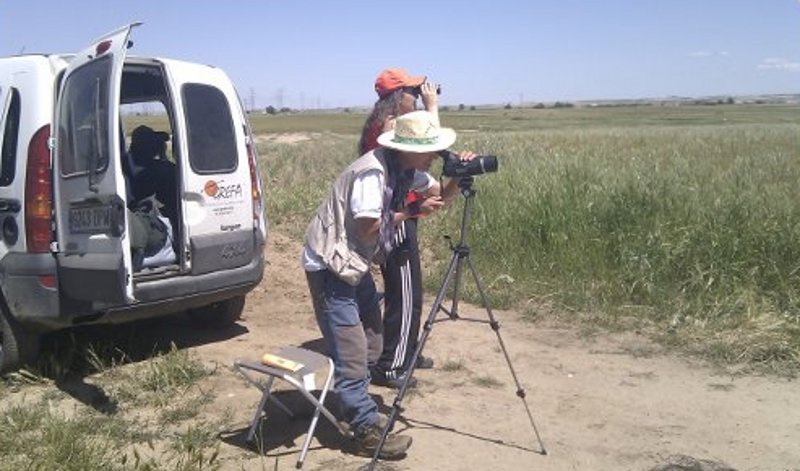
2;1;800;109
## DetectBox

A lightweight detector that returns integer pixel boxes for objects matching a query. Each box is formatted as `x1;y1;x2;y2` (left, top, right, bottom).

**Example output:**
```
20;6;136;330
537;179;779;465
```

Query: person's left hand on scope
451;150;477;165
438;150;478;202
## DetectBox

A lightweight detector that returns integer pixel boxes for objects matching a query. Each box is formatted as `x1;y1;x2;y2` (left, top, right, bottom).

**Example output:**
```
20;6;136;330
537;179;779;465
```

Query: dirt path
190;232;799;470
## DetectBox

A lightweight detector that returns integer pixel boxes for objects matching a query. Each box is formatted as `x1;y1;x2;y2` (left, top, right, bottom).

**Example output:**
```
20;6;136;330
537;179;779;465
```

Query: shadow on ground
35;311;248;413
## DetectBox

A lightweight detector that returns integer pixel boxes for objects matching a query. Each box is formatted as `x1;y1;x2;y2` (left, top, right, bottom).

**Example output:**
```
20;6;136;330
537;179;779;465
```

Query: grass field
254;103;800;375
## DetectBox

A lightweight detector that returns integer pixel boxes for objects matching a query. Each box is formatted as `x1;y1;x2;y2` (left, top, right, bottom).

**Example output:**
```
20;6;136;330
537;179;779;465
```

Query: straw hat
377;110;456;153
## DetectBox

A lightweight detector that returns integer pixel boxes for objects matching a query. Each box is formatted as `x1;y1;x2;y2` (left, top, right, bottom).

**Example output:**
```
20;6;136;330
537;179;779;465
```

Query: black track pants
374;218;423;380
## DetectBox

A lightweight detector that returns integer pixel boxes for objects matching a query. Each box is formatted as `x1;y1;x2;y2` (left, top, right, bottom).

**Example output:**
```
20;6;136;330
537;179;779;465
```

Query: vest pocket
328;240;369;286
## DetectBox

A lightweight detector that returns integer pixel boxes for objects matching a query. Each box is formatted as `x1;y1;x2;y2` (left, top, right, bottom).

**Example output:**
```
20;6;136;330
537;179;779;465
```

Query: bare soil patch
255;133;314;145
202;233;799;470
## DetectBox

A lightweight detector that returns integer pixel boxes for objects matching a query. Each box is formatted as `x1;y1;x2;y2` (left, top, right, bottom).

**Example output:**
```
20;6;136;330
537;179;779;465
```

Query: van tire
0;308;40;374
187;295;246;328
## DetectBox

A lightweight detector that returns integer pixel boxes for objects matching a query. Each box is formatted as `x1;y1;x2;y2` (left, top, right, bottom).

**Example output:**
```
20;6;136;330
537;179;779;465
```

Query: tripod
367;177;547;469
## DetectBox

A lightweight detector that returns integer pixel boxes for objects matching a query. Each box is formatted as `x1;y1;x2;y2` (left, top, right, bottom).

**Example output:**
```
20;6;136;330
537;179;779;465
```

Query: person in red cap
359;68;443;389
359;68;437;154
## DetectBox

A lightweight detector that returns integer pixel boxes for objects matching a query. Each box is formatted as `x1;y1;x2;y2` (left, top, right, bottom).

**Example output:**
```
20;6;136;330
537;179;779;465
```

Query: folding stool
234;346;349;468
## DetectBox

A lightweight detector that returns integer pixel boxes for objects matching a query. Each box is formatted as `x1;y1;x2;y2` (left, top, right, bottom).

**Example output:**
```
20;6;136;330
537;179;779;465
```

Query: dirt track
190;232;800;470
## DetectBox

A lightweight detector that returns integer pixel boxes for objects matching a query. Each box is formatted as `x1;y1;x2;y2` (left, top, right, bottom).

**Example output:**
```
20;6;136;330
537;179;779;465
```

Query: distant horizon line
248;92;800;112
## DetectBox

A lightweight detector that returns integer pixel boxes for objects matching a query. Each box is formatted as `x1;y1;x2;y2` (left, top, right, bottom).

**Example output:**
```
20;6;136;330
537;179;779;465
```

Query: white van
0;23;267;372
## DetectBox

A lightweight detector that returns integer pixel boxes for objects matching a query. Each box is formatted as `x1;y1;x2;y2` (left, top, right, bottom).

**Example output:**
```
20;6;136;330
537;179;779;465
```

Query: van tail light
25;125;52;254
245;137;263;226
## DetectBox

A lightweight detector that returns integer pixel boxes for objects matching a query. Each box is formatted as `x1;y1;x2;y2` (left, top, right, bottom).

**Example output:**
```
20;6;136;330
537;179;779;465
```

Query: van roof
1;52;74;61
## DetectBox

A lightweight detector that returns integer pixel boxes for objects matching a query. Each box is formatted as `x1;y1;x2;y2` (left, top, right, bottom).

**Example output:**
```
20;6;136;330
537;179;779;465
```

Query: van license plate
69;204;112;233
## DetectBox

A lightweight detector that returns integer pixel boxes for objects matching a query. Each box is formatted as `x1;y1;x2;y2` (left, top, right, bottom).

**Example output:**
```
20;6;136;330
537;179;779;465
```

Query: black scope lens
440;151;498;177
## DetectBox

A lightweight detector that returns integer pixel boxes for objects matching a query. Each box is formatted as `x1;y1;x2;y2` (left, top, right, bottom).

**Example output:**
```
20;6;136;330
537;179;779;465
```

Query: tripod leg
466;256;548;455
367;249;464;470
447;250;465;319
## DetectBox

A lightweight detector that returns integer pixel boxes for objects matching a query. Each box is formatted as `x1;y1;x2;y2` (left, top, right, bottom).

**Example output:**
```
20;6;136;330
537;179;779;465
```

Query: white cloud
689;50;730;58
757;57;800;71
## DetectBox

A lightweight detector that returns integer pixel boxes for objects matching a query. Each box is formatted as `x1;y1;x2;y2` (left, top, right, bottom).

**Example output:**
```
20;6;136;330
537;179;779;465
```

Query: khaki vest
305;149;389;285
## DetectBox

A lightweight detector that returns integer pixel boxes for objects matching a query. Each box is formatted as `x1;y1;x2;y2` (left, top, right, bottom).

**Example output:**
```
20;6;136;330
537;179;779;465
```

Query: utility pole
275;88;285;110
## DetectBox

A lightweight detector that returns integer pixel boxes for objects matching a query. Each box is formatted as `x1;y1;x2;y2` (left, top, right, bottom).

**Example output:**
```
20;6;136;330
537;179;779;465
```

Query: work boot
350;422;412;459
371;370;417;389
375;412;401;433
415;355;434;369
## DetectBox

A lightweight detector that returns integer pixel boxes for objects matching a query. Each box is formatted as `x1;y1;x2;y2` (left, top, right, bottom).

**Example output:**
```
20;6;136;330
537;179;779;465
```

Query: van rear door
162;60;257;275
53;24;138;303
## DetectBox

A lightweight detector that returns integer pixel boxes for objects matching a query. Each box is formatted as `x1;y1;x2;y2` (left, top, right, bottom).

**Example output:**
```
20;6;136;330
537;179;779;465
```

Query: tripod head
458;175;476;197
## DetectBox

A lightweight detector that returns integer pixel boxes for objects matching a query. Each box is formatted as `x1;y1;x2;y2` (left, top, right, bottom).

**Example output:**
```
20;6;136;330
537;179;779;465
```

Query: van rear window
0;88;20;186
182;84;237;174
57;56;111;176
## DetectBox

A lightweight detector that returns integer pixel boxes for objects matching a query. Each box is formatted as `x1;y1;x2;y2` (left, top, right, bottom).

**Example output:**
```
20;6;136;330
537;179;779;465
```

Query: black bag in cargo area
129;198;169;271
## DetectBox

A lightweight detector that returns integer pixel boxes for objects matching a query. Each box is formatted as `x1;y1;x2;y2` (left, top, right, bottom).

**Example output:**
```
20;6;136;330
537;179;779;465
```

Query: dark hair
358;89;404;155
130;126;168;163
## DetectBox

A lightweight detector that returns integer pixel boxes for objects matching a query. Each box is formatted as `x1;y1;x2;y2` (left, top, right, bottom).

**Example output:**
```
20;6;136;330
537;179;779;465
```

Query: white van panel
159;59;256;274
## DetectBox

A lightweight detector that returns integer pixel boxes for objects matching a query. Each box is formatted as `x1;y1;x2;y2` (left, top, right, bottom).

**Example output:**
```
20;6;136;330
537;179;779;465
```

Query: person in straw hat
359;68;442;390
301;110;475;458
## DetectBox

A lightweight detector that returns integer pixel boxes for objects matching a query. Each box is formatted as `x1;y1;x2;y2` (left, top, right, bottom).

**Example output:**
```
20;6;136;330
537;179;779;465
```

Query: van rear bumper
0;250;265;331
95;254;264;325
0;252;60;332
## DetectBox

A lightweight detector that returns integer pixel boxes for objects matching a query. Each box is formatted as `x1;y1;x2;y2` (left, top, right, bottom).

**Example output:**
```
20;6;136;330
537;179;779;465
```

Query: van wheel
0;309;40;374
187;296;246;328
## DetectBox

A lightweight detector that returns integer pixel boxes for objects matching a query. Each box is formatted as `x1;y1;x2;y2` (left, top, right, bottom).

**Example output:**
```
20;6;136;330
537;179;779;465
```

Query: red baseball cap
374;68;426;98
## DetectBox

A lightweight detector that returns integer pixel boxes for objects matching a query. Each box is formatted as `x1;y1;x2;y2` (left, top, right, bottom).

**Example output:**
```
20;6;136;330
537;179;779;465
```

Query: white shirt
302;169;435;271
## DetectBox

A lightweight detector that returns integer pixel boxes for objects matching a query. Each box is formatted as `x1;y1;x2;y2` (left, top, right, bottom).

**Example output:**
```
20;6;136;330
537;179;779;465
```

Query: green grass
0;343;219;470
0;400;148;471
256;103;800;375
423;123;800;372
247;103;800;134
107;343;212;406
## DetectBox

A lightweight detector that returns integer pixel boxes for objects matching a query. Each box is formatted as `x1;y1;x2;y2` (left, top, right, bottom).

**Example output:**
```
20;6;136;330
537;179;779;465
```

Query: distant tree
504;103;513;109
458;103;466;111
343;107;351;113
440;105;450;112
469;105;476;111
265;105;277;115
533;102;545;109
726;97;735;105
280;107;292;113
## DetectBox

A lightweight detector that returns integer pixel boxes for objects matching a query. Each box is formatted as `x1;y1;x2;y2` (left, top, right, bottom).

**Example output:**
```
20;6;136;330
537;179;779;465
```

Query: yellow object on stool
261;352;304;372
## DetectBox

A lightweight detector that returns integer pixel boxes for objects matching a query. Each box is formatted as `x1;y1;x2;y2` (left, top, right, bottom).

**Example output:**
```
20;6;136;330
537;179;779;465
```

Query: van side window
0;88;20;186
182;83;237;174
57;56;111;176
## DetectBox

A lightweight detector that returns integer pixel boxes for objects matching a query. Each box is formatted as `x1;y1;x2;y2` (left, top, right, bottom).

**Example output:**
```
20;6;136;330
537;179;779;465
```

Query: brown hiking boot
350;422;412;459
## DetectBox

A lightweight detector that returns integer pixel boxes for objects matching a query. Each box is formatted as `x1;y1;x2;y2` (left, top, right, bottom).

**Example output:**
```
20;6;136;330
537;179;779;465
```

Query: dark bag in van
129;198;168;270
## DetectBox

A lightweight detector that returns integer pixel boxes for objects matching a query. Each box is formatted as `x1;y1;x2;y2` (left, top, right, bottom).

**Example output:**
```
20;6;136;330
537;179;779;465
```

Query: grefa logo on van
203;179;243;200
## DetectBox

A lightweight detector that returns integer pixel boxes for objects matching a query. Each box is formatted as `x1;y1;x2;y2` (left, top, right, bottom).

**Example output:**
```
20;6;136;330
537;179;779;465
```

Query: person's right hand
419;195;445;216
420;81;439;110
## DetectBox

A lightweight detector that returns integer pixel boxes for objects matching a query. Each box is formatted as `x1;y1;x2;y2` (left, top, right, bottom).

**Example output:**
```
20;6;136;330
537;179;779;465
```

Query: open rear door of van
53;23;139;304
163;60;259;276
